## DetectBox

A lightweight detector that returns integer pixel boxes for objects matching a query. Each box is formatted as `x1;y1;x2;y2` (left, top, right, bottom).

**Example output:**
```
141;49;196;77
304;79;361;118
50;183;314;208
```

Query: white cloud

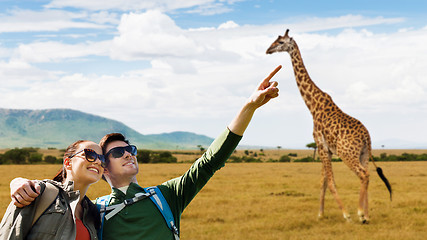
0;9;108;33
0;45;12;58
111;11;203;61
218;20;239;29
287;28;427;113
0;60;59;86
14;41;110;63
1;10;426;147
45;0;222;12
185;2;233;16
88;11;120;25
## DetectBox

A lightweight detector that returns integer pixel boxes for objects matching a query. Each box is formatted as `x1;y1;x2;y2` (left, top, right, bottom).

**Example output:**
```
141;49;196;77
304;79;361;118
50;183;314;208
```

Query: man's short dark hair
99;133;130;154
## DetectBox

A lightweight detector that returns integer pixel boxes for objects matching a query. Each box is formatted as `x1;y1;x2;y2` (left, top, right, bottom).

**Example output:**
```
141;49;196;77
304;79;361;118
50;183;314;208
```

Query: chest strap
98;187;180;240
101;191;154;220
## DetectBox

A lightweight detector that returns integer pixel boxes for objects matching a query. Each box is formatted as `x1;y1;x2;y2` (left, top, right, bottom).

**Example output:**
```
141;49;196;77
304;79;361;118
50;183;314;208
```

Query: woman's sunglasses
69;149;107;168
105;145;138;159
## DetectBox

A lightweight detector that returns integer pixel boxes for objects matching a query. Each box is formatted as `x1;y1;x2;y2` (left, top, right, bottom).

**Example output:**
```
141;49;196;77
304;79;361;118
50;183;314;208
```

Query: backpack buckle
124;198;134;205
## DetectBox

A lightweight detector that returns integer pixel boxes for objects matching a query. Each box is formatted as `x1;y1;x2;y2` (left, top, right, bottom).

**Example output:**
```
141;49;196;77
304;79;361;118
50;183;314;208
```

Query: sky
0;0;426;149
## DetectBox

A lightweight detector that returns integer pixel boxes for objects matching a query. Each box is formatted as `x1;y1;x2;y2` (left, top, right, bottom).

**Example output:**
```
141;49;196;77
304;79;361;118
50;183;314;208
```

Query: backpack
32;182;59;226
95;186;179;240
0;181;59;239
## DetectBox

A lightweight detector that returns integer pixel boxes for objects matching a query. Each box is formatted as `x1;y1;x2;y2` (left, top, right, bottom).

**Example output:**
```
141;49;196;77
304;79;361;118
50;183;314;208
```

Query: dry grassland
2;148;425;163
1;161;426;239
175;148;427;163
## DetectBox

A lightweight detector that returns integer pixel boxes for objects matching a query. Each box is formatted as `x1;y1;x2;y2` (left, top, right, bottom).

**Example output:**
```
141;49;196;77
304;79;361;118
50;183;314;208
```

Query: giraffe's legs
341;153;370;224
318;163;328;219
318;146;351;222
358;167;370;223
360;170;370;223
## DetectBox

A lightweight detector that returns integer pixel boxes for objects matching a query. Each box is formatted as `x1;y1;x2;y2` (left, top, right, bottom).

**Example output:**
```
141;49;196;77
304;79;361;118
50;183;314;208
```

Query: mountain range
0;108;214;149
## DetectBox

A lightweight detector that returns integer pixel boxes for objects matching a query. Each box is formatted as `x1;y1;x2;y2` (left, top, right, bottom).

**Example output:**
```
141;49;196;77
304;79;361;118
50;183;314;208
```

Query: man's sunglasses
105;145;138;159
69;149;107;168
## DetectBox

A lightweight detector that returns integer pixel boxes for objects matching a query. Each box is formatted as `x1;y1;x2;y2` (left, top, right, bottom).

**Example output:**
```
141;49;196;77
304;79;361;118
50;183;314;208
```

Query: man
9;65;281;239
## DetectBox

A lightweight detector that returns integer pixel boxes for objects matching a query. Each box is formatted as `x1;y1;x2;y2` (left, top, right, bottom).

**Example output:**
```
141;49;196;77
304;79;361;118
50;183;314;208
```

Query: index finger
264;65;282;82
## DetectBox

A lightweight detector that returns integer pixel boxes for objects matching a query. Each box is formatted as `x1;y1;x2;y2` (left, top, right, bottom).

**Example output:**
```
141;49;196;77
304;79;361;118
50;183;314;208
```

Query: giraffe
266;29;392;223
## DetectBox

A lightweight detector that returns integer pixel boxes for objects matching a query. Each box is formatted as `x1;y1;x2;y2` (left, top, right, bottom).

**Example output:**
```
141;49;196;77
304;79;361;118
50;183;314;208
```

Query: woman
0;140;105;240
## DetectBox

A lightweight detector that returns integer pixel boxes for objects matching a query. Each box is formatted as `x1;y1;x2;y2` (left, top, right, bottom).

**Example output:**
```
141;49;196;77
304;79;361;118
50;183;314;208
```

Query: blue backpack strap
145;186;180;240
95;194;111;240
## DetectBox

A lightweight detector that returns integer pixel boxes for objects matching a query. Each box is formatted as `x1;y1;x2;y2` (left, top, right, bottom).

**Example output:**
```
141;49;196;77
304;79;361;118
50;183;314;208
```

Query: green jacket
100;128;242;240
0;180;100;240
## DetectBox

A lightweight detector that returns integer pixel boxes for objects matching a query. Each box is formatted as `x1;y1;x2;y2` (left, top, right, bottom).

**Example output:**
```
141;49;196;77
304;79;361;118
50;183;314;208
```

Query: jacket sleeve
161;128;242;212
0;182;46;240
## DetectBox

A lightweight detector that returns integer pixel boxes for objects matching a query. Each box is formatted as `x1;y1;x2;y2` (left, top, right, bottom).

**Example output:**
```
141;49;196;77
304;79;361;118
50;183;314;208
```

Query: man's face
103;140;139;185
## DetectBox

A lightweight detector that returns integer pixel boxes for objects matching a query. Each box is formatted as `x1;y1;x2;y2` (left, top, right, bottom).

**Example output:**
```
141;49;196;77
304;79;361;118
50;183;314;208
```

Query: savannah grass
1;161;426;239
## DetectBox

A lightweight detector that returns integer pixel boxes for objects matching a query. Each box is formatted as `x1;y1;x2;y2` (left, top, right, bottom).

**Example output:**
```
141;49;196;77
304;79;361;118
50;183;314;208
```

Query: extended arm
228;65;281;135
162;65;281;212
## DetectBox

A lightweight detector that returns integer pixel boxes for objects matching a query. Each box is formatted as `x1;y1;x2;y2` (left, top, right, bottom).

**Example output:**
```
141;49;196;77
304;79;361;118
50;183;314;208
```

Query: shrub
45;155;60;164
3;148;30;164
242;156;262;163
28;153;43;164
154;151;177;163
294;157;316;162
137;150;177;163
137;150;151;163
279;155;291;162
229;156;242;163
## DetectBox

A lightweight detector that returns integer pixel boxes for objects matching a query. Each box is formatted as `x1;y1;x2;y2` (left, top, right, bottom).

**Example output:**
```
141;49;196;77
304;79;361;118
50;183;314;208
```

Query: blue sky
0;0;426;148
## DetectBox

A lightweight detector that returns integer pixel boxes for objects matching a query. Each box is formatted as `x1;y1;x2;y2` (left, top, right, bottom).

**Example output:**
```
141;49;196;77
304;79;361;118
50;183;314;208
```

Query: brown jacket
0;180;99;240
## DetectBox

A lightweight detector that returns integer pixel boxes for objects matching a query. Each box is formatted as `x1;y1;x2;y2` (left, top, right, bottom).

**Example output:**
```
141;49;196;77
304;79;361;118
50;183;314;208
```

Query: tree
197;145;205;152
45;155;60;164
151;151;177;163
137;150;151;163
28;153;43;164
3;148;31;164
306;142;317;160
279;155;291;162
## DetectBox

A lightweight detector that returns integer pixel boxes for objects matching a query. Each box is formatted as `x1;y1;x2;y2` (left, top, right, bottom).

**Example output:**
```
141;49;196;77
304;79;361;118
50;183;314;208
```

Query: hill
0;108;214;149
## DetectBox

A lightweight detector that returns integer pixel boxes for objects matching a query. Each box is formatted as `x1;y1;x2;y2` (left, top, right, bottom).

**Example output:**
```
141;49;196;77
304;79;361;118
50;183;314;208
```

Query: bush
374;153;427;162
45;155;60;164
241;156;262;163
227;156;261;163
279;155;291;162
137;150;151;163
228;156;242;163
28;153;43;164
137;150;177;163
153;151;177;163
416;154;427;161
294;157;316;162
3;148;31;164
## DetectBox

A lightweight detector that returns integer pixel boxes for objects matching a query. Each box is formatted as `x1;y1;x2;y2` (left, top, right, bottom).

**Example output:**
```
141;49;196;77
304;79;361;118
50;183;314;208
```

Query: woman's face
66;141;104;185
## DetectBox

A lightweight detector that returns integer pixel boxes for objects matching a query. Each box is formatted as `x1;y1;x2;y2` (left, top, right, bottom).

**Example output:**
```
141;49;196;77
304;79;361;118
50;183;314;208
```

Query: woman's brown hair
52;140;88;182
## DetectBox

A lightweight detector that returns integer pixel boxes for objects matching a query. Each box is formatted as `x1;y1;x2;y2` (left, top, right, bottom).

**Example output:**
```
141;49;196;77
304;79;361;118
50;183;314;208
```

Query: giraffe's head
266;29;295;55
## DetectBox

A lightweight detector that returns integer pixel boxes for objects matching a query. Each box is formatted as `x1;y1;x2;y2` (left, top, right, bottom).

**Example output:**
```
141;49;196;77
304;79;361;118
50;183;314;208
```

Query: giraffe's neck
289;43;327;115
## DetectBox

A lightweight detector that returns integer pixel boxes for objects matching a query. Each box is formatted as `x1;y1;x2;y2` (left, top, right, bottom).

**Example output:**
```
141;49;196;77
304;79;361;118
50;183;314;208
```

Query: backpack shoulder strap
95;194;111;210
32;182;59;226
95;194;111;240
145;186;179;240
